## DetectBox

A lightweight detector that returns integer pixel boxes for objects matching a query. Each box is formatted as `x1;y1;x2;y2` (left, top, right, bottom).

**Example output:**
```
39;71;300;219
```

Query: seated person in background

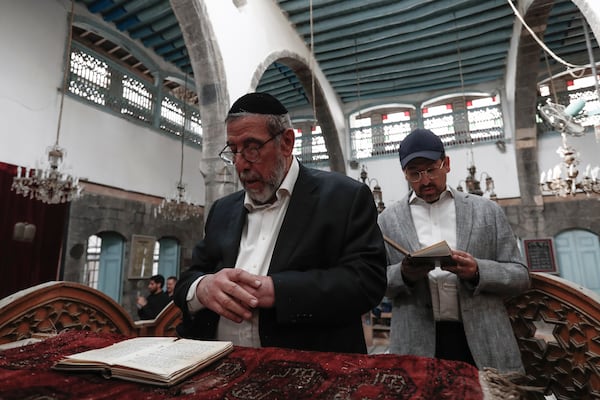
166;276;177;300
378;128;530;373
173;92;387;354
137;274;170;320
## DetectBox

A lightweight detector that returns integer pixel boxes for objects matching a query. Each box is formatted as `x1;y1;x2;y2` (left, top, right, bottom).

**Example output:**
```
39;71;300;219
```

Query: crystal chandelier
155;182;202;221
11;1;83;204
155;76;202;221
12;145;82;204
540;140;600;196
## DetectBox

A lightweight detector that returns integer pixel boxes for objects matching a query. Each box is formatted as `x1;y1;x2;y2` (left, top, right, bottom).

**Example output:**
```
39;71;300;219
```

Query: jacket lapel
453;189;473;252
399;195;423;253
223;192;247;267
268;165;318;273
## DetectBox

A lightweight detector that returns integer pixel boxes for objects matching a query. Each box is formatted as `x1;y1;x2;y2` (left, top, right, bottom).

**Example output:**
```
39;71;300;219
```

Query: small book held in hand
52;336;233;387
383;235;455;267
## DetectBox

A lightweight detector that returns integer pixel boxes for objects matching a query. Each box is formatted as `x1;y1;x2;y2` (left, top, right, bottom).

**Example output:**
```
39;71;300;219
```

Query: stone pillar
171;0;234;217
512;0;555;238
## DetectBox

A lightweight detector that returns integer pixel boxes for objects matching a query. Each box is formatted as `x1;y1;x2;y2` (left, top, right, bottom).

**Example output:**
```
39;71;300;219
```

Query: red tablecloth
0;330;492;399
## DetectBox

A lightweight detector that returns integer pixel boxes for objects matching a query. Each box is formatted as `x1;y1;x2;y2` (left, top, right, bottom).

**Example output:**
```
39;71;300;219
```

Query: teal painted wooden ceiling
75;0;597;111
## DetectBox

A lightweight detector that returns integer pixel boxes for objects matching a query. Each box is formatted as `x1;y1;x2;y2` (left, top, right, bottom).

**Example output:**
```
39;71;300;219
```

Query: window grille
68;42;201;147
293;126;329;164
350;97;505;160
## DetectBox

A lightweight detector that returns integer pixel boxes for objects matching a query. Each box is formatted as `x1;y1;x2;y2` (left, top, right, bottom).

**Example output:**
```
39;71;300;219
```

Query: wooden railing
2;275;600;399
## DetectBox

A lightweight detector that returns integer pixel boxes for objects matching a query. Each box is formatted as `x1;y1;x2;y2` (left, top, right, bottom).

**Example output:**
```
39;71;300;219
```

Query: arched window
421;94;503;147
349;104;417;159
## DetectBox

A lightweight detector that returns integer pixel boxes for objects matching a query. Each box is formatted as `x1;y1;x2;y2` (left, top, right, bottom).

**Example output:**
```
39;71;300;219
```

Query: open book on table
383;235;454;267
52;336;233;387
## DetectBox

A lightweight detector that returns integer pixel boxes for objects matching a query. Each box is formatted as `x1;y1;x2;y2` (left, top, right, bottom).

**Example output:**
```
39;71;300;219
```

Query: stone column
171;0;234;216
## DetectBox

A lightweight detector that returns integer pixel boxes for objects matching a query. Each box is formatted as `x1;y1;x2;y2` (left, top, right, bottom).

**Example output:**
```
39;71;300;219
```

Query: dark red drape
0;162;68;299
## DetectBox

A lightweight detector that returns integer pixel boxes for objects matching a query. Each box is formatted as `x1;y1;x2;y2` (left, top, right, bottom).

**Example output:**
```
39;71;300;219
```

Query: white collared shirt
409;187;460;321
186;157;300;347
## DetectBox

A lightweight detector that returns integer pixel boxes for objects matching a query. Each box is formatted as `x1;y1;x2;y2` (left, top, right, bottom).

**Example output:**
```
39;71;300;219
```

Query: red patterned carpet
0;330;492;399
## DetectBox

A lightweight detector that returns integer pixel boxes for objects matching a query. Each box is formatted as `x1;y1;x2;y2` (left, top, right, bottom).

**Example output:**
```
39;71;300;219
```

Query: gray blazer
378;187;530;373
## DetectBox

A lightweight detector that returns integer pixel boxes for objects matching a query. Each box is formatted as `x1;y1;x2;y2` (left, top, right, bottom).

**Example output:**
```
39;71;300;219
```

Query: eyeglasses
218;132;282;165
405;160;445;182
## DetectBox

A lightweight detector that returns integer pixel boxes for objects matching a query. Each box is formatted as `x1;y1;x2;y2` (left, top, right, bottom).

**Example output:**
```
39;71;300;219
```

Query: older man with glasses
173;92;387;354
378;128;530;373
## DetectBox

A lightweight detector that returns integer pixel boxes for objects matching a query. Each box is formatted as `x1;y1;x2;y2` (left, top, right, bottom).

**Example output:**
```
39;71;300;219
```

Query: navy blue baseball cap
398;128;445;169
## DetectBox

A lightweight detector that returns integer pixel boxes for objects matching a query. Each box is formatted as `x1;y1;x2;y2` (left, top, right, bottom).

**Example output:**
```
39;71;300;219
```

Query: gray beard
244;155;287;204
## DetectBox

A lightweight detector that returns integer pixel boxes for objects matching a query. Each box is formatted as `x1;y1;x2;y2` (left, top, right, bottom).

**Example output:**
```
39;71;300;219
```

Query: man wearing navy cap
378;128;530;373
173;92;386;354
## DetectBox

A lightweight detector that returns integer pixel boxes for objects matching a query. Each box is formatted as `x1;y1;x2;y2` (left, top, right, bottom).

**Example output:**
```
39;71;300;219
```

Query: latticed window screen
70;48;109;106
68;43;202;147
291;126;329;165
350;97;505;160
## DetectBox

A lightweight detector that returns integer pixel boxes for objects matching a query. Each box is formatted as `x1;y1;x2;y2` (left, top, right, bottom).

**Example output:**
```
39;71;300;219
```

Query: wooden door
97;233;124;303
158;238;179;279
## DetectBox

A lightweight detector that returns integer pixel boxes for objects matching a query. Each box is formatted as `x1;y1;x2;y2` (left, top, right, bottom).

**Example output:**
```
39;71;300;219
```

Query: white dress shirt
409;187;460;321
186;158;300;347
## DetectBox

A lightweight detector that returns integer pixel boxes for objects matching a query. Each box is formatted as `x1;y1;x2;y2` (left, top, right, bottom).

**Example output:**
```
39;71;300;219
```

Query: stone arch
572;0;600;41
170;0;232;212
250;51;346;174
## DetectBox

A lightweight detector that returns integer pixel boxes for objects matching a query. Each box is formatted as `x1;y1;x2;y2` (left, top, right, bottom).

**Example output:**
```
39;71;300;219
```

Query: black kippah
227;92;288;116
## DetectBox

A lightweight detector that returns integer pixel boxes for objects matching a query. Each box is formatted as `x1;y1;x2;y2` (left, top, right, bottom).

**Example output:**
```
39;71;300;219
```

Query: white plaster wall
0;0;205;203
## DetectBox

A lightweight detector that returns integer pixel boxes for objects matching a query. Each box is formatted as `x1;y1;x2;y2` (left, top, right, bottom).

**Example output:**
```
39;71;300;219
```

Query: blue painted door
555;230;600;295
97;233;124;303
158;238;179;279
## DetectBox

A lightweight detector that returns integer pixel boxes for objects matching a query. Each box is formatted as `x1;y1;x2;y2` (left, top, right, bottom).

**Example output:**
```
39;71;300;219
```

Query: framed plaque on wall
523;238;558;273
129;235;156;279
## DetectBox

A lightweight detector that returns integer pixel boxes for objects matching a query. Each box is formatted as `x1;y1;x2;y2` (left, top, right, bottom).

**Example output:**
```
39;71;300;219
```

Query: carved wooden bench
506;272;600;399
4;274;600;399
0;281;181;345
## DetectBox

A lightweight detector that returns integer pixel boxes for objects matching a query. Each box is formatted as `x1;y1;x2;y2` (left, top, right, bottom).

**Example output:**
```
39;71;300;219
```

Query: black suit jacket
173;164;387;353
138;291;170;320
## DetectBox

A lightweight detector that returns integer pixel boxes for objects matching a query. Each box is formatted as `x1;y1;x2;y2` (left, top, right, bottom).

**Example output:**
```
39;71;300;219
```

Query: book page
64;337;175;365
411;241;451;257
114;339;232;376
61;337;232;375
